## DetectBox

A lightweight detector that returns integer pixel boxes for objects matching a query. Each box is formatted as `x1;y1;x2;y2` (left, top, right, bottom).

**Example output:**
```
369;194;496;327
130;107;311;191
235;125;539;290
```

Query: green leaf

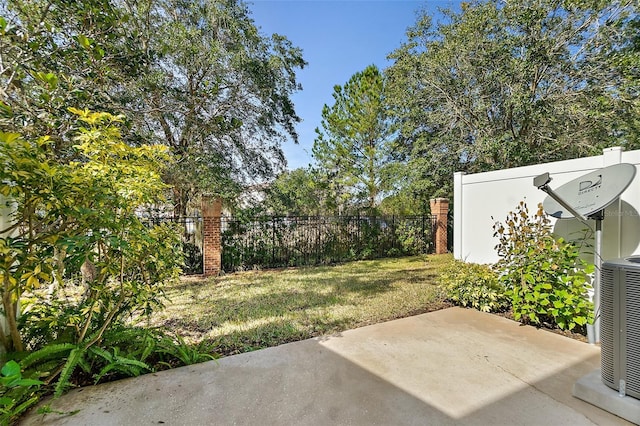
574;316;587;326
1;361;20;378
94;47;105;60
0;396;14;407
0;100;12;117
78;34;91;48
11;379;43;387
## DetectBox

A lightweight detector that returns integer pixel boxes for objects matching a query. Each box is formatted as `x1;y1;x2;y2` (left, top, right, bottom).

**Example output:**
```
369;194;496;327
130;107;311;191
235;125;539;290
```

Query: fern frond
93;353;150;383
33;360;62;376
54;348;84;397
20;344;76;369
76;355;92;374
11;395;40;419
112;356;149;371
93;364;117;383
88;346;112;363
140;337;157;362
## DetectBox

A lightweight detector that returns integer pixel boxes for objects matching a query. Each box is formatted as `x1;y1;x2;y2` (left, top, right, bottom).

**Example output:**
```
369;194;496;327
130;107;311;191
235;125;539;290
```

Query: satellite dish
535;162;637;345
542;163;636;219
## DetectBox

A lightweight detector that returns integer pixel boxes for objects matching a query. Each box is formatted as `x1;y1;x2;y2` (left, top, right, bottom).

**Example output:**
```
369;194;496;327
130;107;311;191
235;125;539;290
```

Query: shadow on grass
214;267;440;317
155;255;449;357
285;255;435;275
200;316;355;357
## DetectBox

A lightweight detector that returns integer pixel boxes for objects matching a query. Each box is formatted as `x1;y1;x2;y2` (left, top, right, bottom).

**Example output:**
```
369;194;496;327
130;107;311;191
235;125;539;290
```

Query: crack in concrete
481;354;596;424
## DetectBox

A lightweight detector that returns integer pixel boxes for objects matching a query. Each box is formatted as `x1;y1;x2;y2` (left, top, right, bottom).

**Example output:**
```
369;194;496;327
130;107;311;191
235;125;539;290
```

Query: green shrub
0;111;183;423
493;201;594;331
395;222;428;254
0;361;43;425
440;258;509;313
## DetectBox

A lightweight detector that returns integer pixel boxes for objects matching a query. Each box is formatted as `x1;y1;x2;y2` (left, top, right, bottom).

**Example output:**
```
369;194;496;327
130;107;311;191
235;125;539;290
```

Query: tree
121;0;306;215
1;0;306;215
580;1;640;147
0;0;143;155
385;0;640;199
262;168;332;216
313;65;395;213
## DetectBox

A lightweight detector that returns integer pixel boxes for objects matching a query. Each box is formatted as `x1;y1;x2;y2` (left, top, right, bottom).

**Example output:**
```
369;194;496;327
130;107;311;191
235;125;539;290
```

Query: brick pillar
202;196;222;276
430;198;449;255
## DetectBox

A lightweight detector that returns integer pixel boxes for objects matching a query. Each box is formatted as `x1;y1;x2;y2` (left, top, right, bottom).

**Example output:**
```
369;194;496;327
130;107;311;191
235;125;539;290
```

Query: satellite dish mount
533;163;636;344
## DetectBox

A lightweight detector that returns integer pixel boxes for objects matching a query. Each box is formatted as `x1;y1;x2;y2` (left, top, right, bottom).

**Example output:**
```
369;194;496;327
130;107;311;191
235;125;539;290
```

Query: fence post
202;196;222;276
272;218;276;265
430;198;449;255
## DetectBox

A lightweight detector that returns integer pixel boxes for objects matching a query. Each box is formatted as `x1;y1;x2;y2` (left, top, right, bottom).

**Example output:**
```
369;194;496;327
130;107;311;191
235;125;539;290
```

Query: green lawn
149;255;452;357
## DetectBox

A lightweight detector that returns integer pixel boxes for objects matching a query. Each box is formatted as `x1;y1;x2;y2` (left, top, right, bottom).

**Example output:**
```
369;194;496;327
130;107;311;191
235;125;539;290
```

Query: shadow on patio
20;308;633;425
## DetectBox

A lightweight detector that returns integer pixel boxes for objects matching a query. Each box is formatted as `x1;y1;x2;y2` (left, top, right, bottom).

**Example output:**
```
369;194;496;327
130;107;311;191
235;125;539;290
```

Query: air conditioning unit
600;257;640;399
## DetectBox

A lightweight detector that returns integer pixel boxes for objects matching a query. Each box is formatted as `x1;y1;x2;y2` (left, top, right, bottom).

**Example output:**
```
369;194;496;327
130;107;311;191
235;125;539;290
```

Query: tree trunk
172;187;188;219
2;274;23;353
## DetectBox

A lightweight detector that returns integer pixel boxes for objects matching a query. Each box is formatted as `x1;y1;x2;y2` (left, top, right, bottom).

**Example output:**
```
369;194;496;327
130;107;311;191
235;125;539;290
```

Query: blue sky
248;0;462;171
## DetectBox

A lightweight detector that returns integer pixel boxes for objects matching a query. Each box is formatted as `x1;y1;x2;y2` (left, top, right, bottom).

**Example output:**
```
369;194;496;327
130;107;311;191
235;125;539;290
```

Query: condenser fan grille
626;269;640;397
600;266;615;386
601;258;640;400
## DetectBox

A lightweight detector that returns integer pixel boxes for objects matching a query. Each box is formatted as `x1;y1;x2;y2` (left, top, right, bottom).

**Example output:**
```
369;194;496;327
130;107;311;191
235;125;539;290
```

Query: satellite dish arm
534;173;591;226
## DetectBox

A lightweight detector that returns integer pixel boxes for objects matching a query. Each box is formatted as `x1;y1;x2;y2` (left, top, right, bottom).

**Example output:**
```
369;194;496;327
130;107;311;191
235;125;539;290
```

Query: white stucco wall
454;147;640;265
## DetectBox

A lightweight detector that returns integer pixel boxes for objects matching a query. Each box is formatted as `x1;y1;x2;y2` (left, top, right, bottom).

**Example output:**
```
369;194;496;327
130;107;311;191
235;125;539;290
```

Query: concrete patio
21;307;635;425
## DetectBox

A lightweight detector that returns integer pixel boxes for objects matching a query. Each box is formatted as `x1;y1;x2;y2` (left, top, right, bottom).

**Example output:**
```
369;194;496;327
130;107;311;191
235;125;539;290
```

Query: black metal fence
221;215;437;272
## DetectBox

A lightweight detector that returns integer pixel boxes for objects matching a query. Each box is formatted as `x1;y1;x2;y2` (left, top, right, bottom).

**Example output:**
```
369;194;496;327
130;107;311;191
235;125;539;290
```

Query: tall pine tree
312;65;395;213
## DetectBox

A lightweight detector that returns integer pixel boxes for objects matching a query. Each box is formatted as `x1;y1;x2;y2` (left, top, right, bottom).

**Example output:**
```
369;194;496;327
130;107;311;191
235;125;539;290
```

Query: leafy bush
493;201;594;331
395;221;428;254
181;242;203;275
440;258;509;313
0;110;186;422
0;361;42;425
